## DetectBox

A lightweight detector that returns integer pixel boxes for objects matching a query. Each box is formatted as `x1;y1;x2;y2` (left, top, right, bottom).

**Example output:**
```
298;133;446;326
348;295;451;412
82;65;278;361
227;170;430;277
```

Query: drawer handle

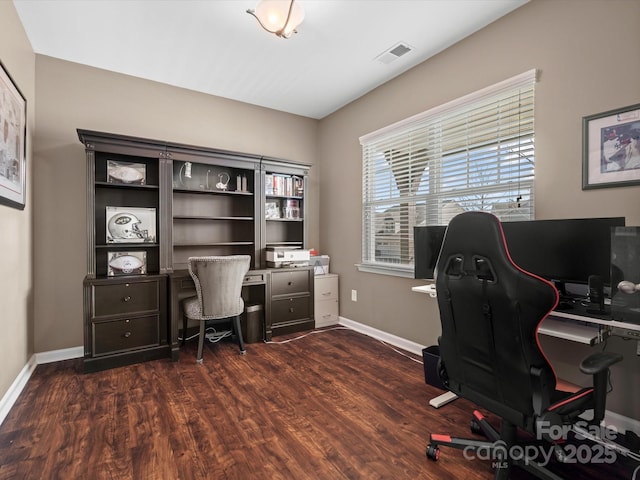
322;292;331;296
123;331;131;338
288;281;293;286
289;307;294;313
123;296;132;302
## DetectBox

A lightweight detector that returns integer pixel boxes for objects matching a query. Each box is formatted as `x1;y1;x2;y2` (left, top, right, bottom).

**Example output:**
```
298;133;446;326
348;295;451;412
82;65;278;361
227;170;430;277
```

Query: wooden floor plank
0;327;635;479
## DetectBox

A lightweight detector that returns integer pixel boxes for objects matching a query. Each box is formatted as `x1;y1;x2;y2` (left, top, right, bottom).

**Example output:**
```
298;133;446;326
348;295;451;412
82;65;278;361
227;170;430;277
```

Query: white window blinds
359;70;537;276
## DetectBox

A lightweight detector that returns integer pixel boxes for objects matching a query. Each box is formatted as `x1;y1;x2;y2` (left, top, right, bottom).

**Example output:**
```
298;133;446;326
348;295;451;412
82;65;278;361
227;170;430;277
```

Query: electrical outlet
351;289;358;302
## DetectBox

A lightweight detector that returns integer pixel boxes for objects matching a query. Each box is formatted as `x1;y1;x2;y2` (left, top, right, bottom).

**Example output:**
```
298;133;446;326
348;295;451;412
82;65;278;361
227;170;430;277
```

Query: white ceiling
13;0;527;119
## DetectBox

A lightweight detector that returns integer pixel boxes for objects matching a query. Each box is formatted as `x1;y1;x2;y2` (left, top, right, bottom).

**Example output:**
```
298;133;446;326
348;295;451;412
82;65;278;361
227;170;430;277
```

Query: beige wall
318;0;640;419
0;3;35;405
31;56;319;352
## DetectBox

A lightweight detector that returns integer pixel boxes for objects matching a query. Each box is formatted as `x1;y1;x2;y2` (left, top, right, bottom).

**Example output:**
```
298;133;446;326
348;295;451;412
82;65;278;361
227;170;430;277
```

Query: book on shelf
266;173;304;197
265;174;274;195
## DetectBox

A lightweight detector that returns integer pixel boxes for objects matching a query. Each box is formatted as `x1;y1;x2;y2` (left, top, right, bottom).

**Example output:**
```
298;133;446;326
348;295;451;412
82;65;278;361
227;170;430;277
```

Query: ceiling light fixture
246;0;305;39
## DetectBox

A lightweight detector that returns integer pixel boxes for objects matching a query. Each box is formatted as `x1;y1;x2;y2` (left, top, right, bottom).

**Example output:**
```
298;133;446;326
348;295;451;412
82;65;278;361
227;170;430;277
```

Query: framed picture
107;251;147;276
265;200;280;219
107;160;146;185
0;61;27;210
106;206;156;243
583;103;640;189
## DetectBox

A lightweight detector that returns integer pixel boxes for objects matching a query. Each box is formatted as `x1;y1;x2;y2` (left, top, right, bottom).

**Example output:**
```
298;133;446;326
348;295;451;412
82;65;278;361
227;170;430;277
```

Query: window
359;70;536;277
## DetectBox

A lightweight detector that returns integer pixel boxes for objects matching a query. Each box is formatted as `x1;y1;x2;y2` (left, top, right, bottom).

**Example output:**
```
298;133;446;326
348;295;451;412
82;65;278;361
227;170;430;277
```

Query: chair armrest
579;352;623;376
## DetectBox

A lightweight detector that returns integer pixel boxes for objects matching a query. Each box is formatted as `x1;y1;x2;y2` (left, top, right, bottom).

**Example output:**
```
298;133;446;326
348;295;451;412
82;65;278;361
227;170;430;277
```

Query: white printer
266;247;310;268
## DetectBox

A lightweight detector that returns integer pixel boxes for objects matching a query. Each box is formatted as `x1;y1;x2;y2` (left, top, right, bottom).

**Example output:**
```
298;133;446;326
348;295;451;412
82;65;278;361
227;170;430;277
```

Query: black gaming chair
426;211;622;480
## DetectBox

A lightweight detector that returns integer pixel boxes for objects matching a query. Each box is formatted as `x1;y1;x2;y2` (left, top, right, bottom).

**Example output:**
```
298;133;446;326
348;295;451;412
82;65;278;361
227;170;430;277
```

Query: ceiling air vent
375;42;413;65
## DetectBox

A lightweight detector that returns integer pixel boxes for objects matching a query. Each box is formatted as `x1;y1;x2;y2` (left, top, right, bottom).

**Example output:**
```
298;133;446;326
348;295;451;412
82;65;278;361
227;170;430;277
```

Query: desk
548;309;640;345
411;283;640;410
412;284;640;345
412;284;437;297
168;269;268;360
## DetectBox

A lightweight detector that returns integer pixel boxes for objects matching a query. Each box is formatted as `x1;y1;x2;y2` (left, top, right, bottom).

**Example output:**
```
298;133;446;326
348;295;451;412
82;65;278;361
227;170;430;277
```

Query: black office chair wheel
426;444;440;461
470;418;482;435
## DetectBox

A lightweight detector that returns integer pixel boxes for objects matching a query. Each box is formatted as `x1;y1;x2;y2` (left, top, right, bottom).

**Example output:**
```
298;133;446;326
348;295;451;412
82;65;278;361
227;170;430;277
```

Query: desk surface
551;309;640;330
411;284;437;297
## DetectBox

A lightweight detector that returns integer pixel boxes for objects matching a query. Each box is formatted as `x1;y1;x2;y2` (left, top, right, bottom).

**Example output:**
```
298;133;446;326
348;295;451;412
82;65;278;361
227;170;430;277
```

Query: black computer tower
611;227;640;324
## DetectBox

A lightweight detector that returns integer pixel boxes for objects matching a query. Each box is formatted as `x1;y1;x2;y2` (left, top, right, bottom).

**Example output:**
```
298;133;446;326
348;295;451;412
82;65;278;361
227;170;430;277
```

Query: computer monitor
413;225;447;280
501;217;625;288
413;217;625;288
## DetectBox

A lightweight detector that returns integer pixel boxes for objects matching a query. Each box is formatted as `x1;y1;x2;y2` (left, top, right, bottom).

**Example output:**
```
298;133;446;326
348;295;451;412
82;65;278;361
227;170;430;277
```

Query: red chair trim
495;216;560;387
548;387;594;411
431;434;452;443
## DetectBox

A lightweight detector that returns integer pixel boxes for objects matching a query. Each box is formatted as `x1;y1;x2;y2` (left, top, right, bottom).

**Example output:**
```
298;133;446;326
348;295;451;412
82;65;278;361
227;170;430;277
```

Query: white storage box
312;255;330;275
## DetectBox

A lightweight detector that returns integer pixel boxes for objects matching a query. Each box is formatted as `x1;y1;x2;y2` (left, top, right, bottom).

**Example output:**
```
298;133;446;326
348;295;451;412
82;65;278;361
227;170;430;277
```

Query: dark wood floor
0;327;635;479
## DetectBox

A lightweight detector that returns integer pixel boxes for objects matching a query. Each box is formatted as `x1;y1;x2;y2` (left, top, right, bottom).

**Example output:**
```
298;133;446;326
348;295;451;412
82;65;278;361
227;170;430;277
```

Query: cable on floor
264;326;351;344
205;327;232;343
265;325;424;365
178;327;232;343
177;332;200;342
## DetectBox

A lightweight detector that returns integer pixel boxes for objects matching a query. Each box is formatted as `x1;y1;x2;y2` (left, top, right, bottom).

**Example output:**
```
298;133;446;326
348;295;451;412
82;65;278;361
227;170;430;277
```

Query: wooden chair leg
233;315;246;355
196;320;206;364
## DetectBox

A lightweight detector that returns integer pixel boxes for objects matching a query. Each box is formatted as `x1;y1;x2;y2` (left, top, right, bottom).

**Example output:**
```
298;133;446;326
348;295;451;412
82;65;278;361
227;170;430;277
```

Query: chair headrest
437;211;509;282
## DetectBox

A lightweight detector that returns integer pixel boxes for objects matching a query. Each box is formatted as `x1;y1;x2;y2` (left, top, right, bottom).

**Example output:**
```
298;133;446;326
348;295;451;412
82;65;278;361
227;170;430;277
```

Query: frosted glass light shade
249;0;304;38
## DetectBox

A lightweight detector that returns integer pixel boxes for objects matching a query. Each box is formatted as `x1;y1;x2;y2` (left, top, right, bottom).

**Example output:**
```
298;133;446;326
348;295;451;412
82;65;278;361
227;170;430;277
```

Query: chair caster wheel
426;444;440;461
470;418;482;435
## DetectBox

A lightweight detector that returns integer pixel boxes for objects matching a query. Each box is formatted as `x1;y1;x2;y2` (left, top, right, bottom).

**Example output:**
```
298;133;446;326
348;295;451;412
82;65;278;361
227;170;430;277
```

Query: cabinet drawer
314;275;338;301
92;315;159;356
271;270;310;296
271;296;311;324
315;299;338;327
92;280;159;317
243;271;266;285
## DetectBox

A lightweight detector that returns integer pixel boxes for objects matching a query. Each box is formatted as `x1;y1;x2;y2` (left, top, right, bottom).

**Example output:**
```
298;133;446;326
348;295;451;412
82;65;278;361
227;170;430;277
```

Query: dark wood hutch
79;129;314;372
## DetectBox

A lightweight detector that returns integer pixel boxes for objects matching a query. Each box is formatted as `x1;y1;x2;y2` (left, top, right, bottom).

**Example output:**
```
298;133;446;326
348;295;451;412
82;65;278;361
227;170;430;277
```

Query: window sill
355;263;415;278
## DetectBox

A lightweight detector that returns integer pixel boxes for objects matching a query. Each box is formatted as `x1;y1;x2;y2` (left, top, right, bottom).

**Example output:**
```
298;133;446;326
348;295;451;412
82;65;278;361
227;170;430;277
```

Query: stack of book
265;174;303;197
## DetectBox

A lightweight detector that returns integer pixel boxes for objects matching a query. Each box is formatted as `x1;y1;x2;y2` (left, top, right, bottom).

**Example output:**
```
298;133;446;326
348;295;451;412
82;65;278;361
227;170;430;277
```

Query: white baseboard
338;316;426;356
0;346;83;427
0;356;37;428
35;346;84;365
337;316;640;435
